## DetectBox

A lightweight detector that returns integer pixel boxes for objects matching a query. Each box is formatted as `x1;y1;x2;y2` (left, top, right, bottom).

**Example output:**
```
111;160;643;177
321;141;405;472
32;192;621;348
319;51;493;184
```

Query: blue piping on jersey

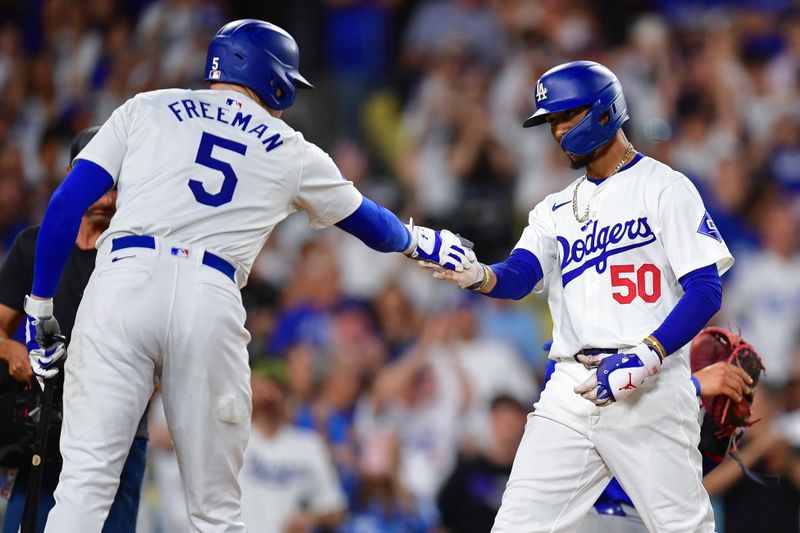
33;160;114;297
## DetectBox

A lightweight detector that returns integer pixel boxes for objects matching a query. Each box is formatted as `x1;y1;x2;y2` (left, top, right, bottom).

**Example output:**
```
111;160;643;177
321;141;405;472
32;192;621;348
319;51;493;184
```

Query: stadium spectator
437;394;528;533
724;203;800;387
241;360;347;532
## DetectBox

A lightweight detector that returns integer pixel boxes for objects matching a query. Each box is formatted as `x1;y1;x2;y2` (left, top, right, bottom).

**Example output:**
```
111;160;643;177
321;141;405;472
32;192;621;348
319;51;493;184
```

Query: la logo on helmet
536;80;548;102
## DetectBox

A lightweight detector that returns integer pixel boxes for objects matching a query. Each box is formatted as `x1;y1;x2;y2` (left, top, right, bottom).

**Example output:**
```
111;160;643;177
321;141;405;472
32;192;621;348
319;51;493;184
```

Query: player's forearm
32;160;114;298
334;196;411;253
474;249;542;300
649;264;721;357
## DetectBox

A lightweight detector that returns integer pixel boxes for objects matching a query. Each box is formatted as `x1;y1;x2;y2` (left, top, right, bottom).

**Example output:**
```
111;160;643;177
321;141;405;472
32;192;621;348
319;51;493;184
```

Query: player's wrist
466;263;490;291
24;295;54;318
632;342;662;377
402;218;418;256
642;335;667;362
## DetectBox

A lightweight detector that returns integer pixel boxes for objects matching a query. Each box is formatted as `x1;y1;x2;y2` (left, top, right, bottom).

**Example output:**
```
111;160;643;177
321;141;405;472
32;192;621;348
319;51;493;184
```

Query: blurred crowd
2;0;800;531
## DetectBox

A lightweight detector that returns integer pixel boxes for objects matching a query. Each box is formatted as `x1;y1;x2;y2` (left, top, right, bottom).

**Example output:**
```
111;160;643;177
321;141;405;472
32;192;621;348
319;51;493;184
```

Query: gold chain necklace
572;143;634;223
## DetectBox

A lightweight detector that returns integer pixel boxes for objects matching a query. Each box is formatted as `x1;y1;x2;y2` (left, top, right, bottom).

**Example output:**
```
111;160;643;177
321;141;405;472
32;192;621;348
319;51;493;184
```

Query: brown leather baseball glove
690;327;765;461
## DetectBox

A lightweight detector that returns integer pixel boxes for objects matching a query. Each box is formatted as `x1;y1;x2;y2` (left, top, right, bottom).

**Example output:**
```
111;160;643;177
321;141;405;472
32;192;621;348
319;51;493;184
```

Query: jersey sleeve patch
697;211;722;242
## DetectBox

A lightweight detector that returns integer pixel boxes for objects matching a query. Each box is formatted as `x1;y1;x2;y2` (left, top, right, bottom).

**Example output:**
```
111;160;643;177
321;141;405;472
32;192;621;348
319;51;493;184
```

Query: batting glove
574;343;662;406
403;219;475;272
24;296;66;388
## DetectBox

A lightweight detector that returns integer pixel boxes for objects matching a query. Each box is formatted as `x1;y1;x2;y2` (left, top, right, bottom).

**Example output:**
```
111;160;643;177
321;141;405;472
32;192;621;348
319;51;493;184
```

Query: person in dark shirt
0;126;148;533
437;394;527;533
718;385;800;533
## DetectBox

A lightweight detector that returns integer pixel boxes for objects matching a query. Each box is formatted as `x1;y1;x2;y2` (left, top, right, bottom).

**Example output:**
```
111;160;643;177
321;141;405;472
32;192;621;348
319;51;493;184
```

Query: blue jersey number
189;132;247;207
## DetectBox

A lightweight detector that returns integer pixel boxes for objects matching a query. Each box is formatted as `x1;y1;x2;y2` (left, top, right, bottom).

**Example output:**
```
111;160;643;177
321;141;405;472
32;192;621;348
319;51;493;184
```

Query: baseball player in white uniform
427;61;733;532
21;19;473;533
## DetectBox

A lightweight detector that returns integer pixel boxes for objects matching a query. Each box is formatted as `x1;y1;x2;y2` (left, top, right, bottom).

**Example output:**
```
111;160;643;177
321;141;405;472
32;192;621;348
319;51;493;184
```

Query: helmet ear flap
267;72;295;109
603;91;629;132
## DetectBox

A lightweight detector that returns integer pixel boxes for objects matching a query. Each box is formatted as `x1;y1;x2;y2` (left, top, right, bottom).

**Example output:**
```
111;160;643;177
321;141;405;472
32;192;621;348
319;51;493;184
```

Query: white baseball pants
492;357;715;533
44;241;252;533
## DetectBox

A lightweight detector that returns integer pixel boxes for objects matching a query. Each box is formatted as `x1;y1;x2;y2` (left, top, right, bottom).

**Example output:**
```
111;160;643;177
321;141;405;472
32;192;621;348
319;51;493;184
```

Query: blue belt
111;235;236;283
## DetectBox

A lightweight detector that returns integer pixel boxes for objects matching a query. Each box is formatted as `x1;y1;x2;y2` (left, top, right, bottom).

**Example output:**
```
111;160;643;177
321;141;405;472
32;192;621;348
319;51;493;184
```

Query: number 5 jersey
76;88;363;288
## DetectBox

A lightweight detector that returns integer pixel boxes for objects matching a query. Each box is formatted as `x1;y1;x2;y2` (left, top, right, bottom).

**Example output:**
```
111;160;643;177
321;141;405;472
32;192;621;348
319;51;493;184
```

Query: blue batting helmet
205;19;313;110
523;60;629;156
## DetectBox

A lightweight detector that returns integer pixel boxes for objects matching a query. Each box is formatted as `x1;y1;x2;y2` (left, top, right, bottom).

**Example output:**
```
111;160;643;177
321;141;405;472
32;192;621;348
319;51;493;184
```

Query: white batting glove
24;296;66;390
404;219;475;272
574;343;662;406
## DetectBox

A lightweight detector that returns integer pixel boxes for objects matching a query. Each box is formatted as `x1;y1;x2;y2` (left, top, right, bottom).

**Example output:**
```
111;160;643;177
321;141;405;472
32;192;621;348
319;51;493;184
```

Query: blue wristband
691;375;701;396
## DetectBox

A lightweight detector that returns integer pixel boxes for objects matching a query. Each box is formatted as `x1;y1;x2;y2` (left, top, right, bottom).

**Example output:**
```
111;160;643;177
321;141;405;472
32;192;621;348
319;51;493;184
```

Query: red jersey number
611;264;662;304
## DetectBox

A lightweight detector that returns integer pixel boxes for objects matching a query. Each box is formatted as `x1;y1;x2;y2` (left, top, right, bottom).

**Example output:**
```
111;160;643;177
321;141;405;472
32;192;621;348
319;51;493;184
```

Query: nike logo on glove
552;200;571;212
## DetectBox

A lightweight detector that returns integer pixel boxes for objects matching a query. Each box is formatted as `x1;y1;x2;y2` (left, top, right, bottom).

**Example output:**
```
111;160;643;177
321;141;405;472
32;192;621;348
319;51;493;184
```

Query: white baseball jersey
76;88;363;286
240;426;346;531
515;154;734;358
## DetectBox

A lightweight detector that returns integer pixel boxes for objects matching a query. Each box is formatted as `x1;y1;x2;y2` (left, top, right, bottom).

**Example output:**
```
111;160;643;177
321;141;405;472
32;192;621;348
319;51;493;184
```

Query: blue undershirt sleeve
651;263;722;356
485;248;544;300
32;160;114;298
334;196;411;253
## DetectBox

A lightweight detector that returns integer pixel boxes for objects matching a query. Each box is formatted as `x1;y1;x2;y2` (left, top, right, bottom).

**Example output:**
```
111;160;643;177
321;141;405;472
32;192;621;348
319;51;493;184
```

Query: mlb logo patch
171;247;190;258
697;211;722;242
225;98;243;109
210;69;222;80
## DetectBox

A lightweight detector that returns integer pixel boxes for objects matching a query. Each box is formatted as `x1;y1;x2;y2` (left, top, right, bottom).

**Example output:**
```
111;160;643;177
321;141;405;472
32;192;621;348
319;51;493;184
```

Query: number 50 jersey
76;88;363;287
517;154;734;359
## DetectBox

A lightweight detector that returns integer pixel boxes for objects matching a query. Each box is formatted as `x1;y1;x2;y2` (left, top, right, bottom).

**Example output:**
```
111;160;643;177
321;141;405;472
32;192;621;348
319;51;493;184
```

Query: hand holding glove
24;296;66;388
574;342;663;406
